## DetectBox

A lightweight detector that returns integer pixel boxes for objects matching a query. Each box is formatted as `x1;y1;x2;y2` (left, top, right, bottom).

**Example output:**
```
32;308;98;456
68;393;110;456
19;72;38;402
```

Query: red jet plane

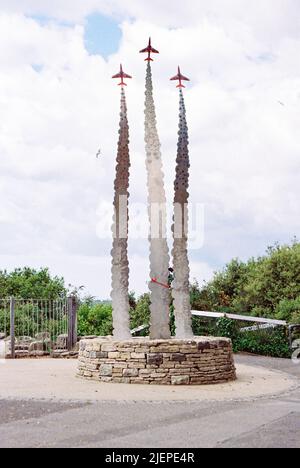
140;37;159;61
170;66;190;88
112;64;132;86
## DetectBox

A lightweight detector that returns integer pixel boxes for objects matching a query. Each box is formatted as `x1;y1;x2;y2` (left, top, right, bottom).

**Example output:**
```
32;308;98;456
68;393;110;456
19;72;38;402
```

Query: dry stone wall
78;337;236;385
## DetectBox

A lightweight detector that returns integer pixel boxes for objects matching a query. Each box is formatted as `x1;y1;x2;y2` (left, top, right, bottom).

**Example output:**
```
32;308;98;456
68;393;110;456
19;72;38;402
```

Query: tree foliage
191;241;300;323
0;267;67;300
130;293;151;336
77;301;113;337
2;241;298;358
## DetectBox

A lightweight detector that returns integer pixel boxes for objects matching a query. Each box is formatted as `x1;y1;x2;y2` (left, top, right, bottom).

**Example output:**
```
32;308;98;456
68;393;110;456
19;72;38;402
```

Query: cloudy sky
0;0;299;298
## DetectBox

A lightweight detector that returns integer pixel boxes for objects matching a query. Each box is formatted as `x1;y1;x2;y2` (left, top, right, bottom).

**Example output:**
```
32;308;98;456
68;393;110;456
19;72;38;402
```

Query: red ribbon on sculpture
151;278;170;290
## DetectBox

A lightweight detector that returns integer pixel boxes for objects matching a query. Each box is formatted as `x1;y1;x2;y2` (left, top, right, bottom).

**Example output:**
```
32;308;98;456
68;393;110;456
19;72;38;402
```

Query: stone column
111;87;131;339
144;62;171;339
172;89;193;338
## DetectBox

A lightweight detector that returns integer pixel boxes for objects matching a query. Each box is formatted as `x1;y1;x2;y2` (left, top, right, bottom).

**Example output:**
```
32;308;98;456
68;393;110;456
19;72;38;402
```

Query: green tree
77;302;113;336
0;267;67;299
191;241;300;322
128;291;137;310
130;293;151;335
233;242;300;316
275;297;300;324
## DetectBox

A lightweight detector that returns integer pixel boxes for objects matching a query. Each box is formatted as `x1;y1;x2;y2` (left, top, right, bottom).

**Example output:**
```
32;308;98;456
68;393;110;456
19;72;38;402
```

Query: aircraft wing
140;47;149;53
150;47;159;54
181;74;190;81
170;74;180;81
112;73;122;78
122;73;132;79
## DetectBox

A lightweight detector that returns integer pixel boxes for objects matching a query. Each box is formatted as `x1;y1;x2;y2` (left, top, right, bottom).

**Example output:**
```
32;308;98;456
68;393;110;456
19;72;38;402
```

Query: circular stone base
77;337;236;385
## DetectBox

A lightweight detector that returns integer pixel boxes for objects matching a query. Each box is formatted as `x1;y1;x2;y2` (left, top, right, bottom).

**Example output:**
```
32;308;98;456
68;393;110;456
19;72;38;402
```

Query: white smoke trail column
172;89;193;338
111;87;131;339
144;62;171;339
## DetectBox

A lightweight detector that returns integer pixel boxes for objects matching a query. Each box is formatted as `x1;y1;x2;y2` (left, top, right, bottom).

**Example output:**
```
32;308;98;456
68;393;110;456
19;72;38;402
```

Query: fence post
68;297;78;351
73;298;78;348
10;297;15;359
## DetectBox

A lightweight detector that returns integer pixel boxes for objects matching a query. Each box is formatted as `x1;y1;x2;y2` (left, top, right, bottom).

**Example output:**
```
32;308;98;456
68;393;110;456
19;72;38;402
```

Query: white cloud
1;0;300;40
0;2;299;297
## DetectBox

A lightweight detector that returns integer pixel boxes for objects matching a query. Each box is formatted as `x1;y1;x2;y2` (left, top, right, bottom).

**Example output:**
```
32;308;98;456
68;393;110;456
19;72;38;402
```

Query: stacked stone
144;62;171;340
77;337;236;386
111;87;131;340
172;88;193;339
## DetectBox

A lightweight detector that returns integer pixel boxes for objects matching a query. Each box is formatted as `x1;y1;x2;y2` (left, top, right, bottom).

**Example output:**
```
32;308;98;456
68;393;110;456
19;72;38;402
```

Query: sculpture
171;88;193;338
142;50;171;340
79;49;236;386
110;48;193;341
111;69;132;339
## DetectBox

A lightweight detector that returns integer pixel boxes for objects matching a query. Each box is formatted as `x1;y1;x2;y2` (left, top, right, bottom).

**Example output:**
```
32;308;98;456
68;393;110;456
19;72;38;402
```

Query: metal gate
0;297;77;359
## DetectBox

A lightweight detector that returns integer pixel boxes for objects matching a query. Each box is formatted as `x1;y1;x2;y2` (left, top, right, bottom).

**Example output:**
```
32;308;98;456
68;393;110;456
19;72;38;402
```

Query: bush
0;308;10;335
190;241;300;321
192;315;290;358
215;317;239;342
275;298;300;323
77;302;113;336
130;293;150;336
234;328;290;358
0;303;67;339
0;267;67;299
192;316;215;336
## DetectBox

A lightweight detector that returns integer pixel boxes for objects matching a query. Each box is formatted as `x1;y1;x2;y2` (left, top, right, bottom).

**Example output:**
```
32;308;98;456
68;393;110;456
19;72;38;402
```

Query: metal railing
191;310;287;327
0;297;78;358
130;310;295;343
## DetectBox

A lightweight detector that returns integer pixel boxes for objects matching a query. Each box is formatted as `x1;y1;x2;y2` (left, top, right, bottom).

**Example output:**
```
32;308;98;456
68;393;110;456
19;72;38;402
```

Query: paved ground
0;357;297;402
0;354;299;448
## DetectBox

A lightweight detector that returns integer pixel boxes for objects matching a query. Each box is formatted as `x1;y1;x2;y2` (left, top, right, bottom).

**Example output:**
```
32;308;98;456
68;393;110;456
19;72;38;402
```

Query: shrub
215;317;239;342
0;267;66;299
77;302;113;336
190;241;300;321
130;293;150;336
235;327;290;358
192;316;291;358
275;297;300;323
0;304;67;340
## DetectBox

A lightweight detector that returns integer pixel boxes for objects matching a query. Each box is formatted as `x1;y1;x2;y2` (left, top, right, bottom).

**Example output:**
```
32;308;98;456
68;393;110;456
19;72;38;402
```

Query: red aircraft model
170;66;190;88
112;64;132;86
140;37;159;61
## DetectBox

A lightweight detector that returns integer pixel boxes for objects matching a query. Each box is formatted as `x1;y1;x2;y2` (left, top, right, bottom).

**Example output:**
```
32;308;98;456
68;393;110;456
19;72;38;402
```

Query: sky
0;0;299;299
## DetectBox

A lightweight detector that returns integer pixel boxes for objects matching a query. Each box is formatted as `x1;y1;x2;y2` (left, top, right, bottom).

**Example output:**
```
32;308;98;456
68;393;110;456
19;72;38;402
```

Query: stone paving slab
0;359;298;402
